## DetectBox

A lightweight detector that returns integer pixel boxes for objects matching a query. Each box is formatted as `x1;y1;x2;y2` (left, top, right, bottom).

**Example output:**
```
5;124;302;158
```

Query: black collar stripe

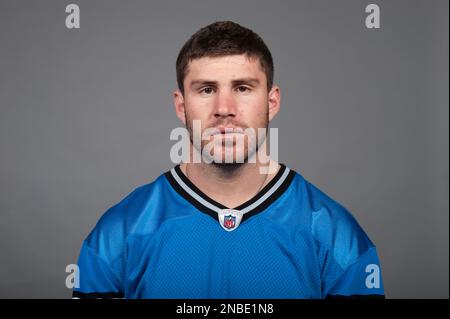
165;164;296;223
240;167;290;214
170;167;224;214
170;164;289;214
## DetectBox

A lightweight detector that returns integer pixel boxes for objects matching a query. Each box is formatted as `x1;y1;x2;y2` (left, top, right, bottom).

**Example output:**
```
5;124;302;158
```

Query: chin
210;146;249;164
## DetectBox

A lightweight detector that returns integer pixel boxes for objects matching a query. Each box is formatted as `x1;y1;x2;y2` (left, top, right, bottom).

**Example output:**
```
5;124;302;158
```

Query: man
73;21;385;299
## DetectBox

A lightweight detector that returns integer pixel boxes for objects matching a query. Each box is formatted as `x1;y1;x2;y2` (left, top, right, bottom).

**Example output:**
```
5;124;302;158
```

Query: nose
214;90;237;119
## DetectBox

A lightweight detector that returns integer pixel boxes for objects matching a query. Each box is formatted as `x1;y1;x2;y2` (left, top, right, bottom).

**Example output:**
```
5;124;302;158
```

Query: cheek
184;99;211;119
239;99;268;123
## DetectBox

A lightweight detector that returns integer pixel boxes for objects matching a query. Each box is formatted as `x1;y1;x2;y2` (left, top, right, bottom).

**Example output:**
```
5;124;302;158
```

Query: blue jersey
73;164;384;299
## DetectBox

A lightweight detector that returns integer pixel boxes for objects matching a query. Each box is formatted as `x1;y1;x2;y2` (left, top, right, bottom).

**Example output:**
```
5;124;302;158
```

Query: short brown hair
176;21;274;94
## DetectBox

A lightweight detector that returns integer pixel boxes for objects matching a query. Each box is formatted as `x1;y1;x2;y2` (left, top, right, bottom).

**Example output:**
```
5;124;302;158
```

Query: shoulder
292;171;375;269
83;172;170;256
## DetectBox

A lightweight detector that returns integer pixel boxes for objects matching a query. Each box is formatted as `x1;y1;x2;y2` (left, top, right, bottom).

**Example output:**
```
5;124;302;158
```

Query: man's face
174;54;280;164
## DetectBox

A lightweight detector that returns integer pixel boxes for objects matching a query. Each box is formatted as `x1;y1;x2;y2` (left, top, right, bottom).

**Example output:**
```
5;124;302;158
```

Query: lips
212;127;244;135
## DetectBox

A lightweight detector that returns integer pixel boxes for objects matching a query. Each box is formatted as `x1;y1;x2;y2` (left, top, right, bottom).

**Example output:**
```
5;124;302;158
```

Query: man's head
173;21;280;164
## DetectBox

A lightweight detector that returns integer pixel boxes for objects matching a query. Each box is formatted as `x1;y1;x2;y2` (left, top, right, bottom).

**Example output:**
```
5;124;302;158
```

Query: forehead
185;54;265;82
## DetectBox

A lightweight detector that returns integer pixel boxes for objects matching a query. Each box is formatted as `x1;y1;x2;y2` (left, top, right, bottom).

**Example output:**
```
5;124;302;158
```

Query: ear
173;89;186;125
268;85;281;122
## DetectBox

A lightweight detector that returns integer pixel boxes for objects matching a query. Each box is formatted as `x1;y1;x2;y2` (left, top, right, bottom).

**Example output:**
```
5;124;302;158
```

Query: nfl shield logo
218;209;243;232
223;214;236;229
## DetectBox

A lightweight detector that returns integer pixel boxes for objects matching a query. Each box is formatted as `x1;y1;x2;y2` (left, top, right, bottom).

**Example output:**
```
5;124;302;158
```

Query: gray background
0;0;448;298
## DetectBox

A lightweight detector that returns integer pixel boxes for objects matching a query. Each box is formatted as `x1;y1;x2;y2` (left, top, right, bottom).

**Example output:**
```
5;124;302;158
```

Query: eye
236;86;250;93
200;87;215;94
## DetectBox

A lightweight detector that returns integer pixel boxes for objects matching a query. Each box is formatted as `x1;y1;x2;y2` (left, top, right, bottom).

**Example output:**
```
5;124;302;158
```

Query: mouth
212;127;244;135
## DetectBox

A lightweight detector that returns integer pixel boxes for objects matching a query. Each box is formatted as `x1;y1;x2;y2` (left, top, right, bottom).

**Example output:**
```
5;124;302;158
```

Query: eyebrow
189;77;261;89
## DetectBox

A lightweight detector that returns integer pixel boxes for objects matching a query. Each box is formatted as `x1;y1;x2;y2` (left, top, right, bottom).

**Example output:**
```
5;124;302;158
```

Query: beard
184;108;269;166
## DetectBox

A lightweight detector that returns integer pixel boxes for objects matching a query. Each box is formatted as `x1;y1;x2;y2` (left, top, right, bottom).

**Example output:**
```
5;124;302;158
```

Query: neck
180;159;279;209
